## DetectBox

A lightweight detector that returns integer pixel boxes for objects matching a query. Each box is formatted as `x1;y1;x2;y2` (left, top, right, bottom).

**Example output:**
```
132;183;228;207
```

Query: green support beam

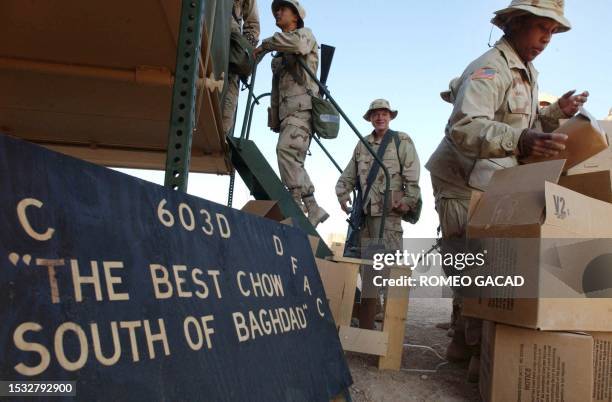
164;0;206;191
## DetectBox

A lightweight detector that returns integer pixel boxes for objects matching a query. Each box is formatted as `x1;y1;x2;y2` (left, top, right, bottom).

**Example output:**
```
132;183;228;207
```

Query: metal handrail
310;135;344;174
231;57;389;240
242;91;342;178
245;92;270;140
238;65;258;142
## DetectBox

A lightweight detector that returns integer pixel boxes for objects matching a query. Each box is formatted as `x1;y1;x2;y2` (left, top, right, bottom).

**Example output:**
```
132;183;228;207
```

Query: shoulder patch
398;133;413;145
470;67;496;81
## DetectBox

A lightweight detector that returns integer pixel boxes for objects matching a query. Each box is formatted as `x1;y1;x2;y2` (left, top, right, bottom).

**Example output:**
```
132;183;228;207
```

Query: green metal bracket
164;0;206;191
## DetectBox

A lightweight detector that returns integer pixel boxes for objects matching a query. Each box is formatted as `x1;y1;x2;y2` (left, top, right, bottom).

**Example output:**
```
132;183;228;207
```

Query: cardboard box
567;149;612;175
481;323;612;402
599;120;612;143
464;159;612;331
315;258;359;328
480;322;596;402
525;111;608;171
566;120;612;176
558;170;612;203
280;217;294;226
241;200;285;221
308;235;320;256
592;332;612;402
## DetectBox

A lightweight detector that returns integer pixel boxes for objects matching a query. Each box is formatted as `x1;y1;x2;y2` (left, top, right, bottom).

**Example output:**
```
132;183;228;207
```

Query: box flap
524;110;608;170
559;170;612;203
551;238;612;295
598;120;612;143
468;160;565;232
567;148;612;175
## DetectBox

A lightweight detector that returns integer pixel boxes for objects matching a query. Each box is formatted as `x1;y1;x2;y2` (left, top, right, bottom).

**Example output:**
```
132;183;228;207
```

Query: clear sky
122;0;612;243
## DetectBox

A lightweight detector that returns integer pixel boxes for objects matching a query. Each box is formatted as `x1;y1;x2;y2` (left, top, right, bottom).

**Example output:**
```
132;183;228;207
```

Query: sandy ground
345;297;481;402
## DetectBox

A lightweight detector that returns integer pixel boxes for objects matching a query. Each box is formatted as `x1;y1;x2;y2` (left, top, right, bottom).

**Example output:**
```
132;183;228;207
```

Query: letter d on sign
273;235;283;256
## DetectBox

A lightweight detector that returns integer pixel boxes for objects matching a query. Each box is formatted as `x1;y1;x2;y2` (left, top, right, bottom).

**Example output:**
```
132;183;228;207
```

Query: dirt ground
345;297;481;402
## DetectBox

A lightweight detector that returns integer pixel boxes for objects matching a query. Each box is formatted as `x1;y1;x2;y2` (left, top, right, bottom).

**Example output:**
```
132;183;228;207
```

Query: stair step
227;136;332;258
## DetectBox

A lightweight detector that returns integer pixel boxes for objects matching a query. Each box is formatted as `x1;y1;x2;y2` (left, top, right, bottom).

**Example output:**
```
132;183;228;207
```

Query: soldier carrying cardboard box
425;0;590;382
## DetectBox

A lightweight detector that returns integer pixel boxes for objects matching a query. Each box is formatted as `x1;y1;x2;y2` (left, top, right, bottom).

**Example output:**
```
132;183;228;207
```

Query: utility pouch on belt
311;96;340;139
283;53;341;139
391;133;422;223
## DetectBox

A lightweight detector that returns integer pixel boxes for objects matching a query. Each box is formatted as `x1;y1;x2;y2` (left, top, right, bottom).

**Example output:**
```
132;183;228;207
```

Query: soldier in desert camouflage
336;99;421;329
253;0;328;227
221;0;260;135
426;0;589;382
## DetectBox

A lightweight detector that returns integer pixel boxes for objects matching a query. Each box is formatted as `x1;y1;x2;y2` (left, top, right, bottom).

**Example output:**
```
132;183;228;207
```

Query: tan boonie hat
491;0;571;33
440;77;461;104
272;0;306;29
363;99;398;121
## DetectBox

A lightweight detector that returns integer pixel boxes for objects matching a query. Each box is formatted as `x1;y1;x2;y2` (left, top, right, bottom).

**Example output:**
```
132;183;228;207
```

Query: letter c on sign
17;198;55;241
316;298;325;317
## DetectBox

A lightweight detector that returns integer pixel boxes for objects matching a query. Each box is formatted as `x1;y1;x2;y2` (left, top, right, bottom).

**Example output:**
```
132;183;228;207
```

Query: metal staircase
225;45;390;259
227;135;333;257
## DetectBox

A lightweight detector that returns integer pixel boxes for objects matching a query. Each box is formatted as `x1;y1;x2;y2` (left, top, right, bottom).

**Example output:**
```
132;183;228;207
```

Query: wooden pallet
317;255;410;371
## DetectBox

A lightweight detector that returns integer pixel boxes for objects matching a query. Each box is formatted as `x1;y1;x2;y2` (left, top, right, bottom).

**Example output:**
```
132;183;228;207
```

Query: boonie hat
363;99;398;121
491;0;571;33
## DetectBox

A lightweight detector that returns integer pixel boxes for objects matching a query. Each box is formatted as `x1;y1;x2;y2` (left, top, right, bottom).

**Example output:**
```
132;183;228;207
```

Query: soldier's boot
467;354;480;383
447;301;460;338
303;194;329;228
290;189;307;214
446;320;471;362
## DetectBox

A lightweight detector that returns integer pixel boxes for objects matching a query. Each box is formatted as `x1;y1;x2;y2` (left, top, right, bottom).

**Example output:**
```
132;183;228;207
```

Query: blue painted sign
0;134;352;401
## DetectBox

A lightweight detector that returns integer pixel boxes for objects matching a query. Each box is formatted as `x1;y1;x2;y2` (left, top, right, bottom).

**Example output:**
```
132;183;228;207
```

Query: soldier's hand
392;199;410;213
339;199;352;214
558;90;589;117
518;129;568;157
253;46;266;61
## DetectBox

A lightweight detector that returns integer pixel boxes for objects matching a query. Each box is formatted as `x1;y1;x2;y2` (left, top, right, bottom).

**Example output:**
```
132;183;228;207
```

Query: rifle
343;183;365;258
342;130;395;257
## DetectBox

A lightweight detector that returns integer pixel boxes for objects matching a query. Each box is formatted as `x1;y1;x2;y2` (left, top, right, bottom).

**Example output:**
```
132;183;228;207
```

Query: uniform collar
495;37;539;82
367;130;389;145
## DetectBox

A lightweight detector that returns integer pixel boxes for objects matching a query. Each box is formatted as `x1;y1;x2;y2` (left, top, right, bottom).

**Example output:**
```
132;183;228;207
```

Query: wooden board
338;326;389;356
328;255;373;266
378;267;411;370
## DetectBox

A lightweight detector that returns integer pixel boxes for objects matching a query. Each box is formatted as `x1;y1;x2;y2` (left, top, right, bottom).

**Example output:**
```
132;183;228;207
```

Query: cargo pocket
506;96;530;128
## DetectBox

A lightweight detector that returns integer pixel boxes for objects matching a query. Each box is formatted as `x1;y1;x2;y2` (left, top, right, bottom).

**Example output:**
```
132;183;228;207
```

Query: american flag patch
470;67;496;80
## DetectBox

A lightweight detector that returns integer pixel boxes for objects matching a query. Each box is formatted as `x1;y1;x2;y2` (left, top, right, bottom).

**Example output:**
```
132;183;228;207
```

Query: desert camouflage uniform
261;27;319;198
426;37;566;352
336;130;420;324
221;0;260;135
336;130;421;246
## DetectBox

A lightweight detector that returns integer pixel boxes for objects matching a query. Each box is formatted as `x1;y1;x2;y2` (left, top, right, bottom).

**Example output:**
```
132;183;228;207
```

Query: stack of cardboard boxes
463;113;612;402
